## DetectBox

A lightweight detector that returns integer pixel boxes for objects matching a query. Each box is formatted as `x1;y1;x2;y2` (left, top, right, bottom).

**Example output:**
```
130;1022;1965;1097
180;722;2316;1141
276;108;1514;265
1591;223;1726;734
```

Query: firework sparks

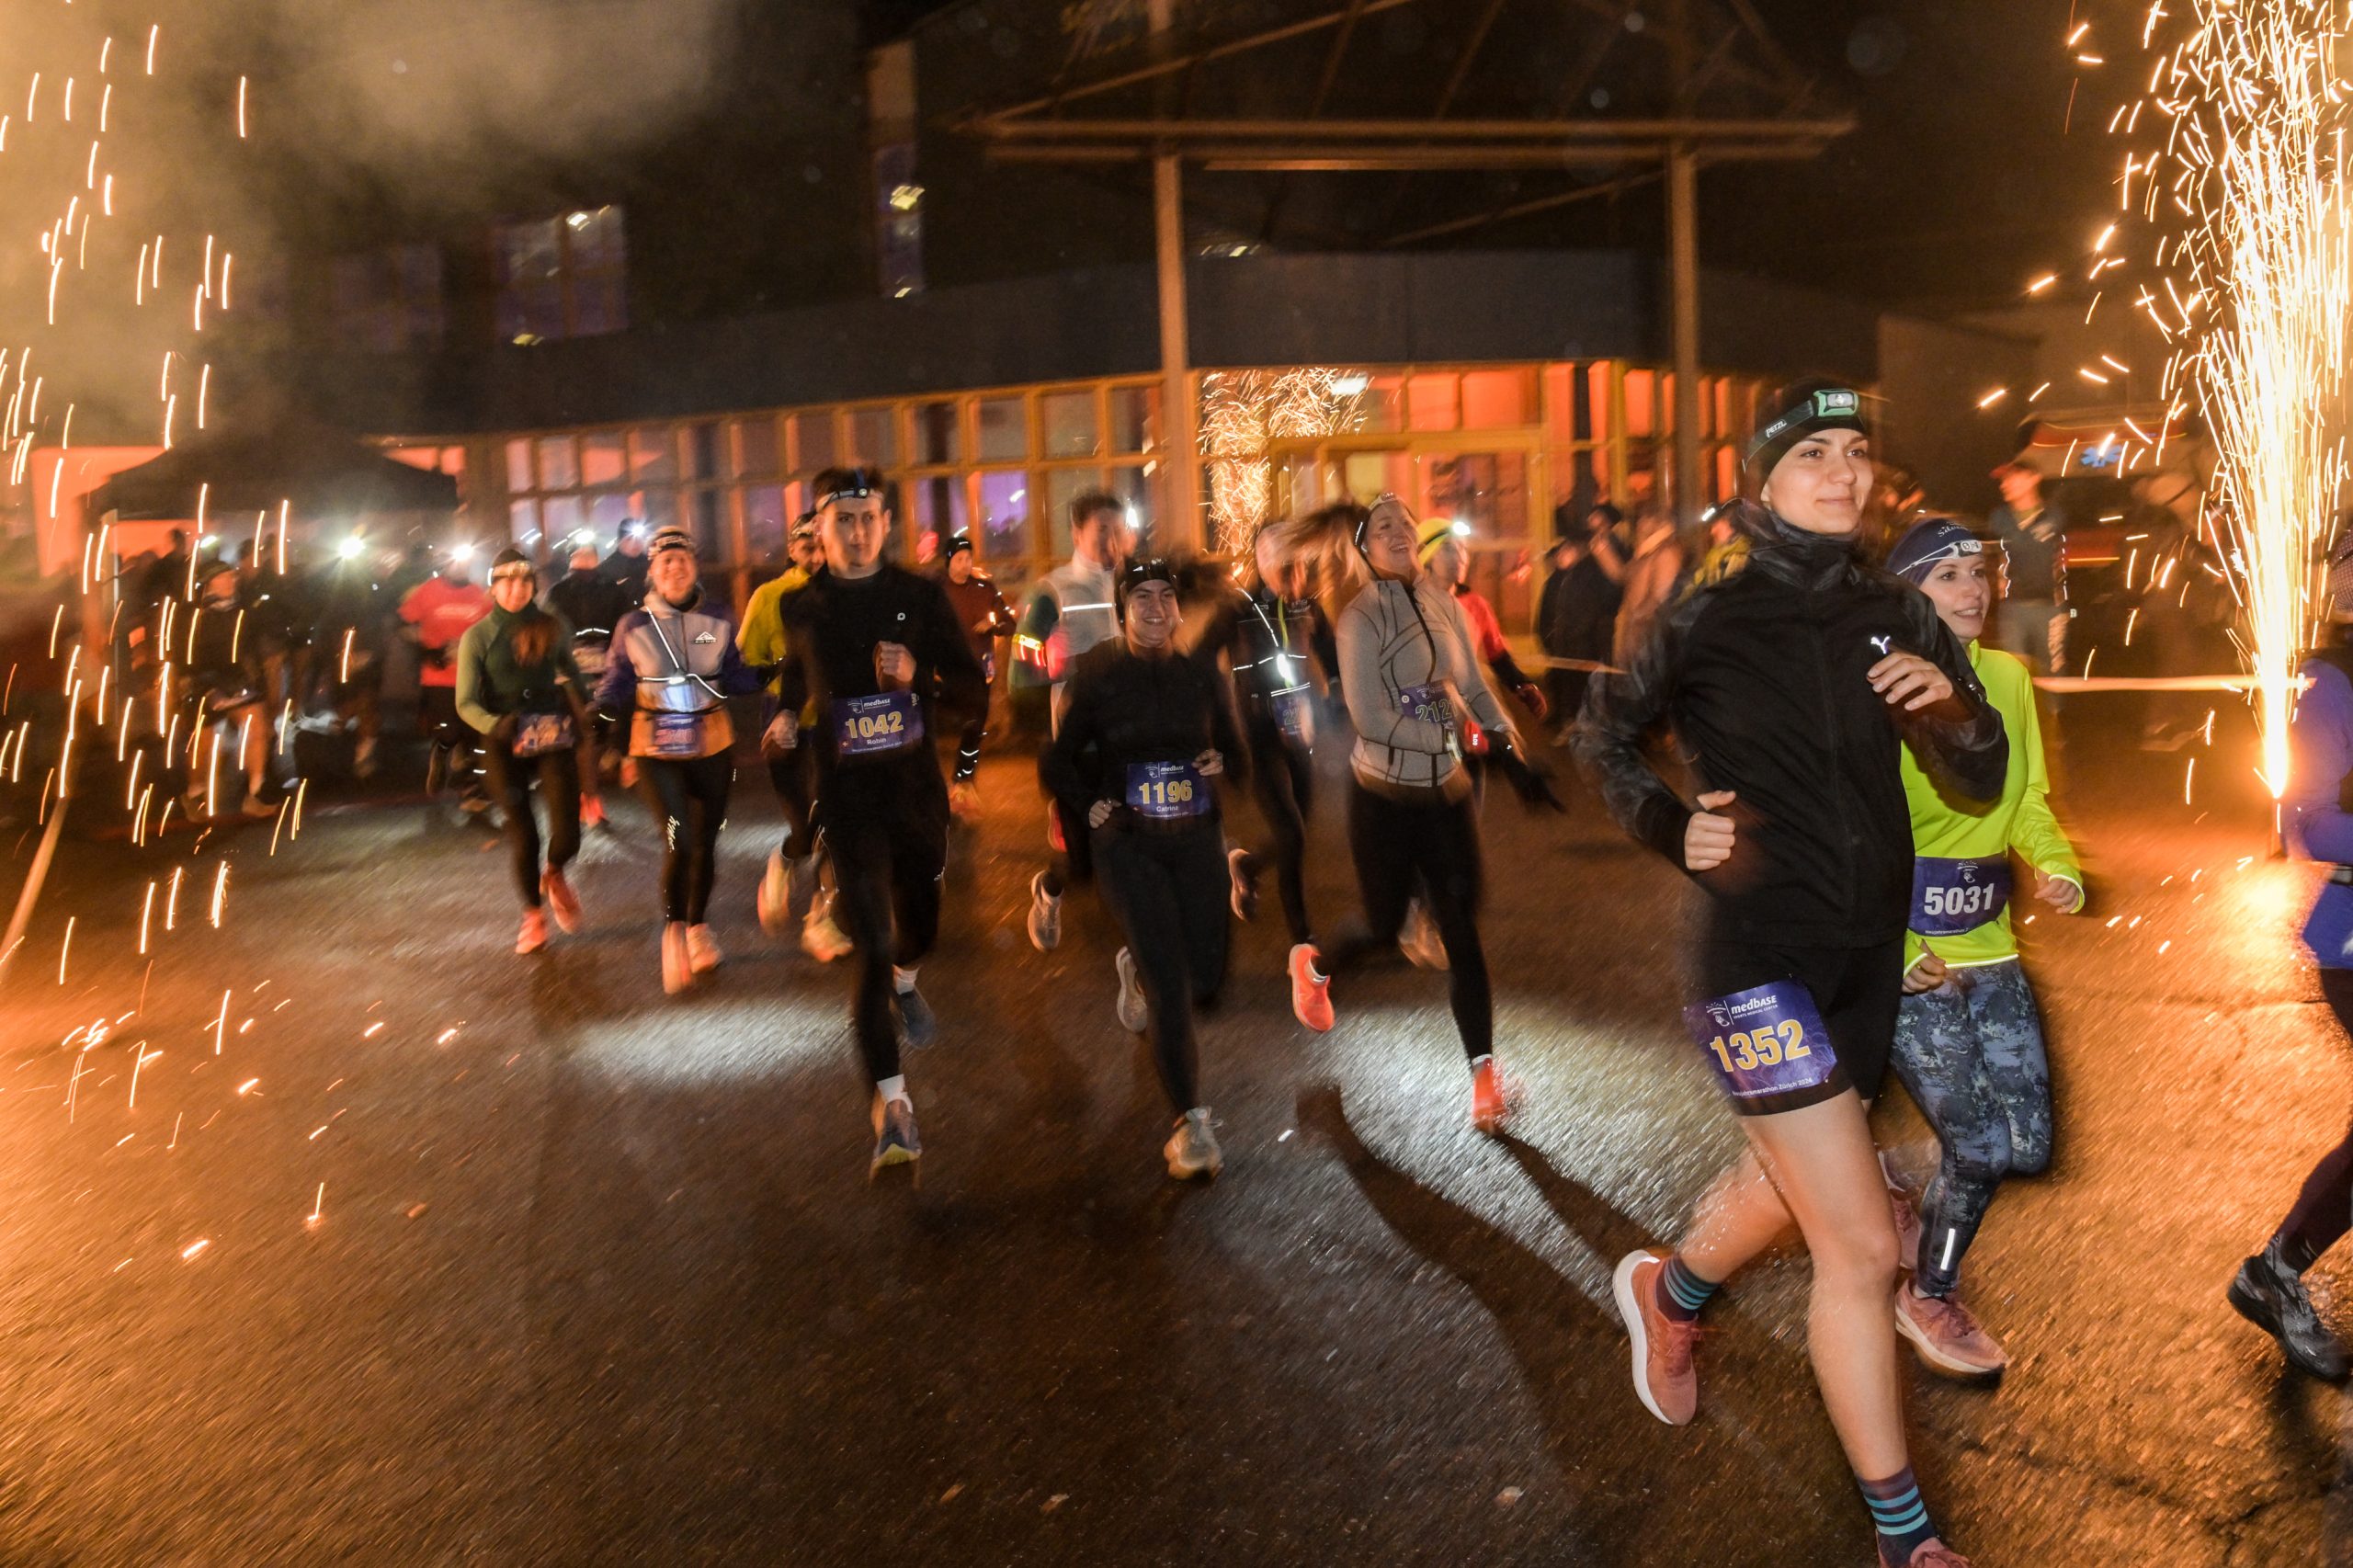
2116;0;2353;796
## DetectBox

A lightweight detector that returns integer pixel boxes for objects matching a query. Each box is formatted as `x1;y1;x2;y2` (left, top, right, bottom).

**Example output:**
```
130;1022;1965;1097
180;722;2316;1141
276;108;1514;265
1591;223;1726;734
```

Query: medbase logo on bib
1682;980;1841;1101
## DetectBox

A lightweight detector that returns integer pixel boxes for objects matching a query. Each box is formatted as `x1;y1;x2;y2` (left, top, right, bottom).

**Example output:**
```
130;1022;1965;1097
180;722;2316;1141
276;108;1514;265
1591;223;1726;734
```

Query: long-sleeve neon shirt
1900;641;2080;968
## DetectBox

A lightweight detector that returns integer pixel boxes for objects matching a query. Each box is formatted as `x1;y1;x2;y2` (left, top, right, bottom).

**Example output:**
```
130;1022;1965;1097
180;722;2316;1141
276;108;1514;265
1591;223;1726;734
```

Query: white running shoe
801;903;853;963
687;924;723;973
1028;869;1062;952
1165;1108;1223;1179
757;851;793;935
1115;947;1149;1034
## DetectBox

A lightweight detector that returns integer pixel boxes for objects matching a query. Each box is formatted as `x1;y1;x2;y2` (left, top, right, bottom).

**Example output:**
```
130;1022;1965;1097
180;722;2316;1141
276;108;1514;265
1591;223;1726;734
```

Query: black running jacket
1571;509;2008;948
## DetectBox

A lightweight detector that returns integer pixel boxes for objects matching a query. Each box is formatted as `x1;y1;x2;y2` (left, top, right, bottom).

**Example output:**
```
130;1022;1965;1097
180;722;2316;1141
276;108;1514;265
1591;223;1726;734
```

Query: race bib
1124;761;1211;820
833;691;923;759
1911;856;2012;937
1273;687;1313;746
1683;981;1840;1102
649;711;707;758
1397;683;1449;725
513;712;575;758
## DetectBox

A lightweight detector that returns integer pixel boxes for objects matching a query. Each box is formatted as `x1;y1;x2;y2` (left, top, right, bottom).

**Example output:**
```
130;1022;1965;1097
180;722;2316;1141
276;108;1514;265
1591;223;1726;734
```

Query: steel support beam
1668;142;1704;526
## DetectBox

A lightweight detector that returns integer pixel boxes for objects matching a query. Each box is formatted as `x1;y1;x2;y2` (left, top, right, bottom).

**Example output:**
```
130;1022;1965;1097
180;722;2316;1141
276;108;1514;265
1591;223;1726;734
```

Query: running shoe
579;792;607;829
425;742;449;798
1891;1187;1924;1274
1115;948;1149;1034
1228;846;1260;922
787;850;820;909
801;903;854;963
516;907;548;955
1027;869;1062;952
661;921;693;994
1287;943;1334;1032
1399;903;1449;971
870;1094;921;1179
757;850;793;935
240;792;277;820
687;924;723;973
1610;1249;1699;1426
1893;1546;1972;1568
542;869;582;934
949;780;981;822
1164;1108;1223;1180
1893;1281;2007;1379
2230;1249;2351;1381
895;986;938;1048
1471;1057;1511;1134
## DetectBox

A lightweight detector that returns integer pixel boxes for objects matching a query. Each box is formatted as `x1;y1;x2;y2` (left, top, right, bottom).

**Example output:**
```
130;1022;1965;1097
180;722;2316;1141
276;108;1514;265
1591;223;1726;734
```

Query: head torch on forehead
1747;388;1864;460
491;561;536;583
816;480;880;512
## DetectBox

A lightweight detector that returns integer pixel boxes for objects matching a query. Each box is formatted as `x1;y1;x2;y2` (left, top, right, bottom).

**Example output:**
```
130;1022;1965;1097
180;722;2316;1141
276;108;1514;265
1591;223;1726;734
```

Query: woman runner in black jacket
1041;559;1246;1179
1572;381;2006;1568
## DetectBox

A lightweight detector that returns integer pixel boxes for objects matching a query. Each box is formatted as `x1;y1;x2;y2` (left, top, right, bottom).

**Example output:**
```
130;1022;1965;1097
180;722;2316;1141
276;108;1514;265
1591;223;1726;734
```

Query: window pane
506;439;534;494
683;423;721;482
1357;375;1404;434
732;416;779;478
1407;374;1461;432
913;401;960;466
1461;369;1533;429
1046;467;1105;558
535;436;577;492
632;489;678;535
438;447;466;476
1587;363;1615;445
1624;369;1656;438
1108;466;1154;547
585;492;633;545
1041;390;1097;458
507;499;538;544
847;406;897;467
688;489;727;563
911;474;968;564
540;494;584;542
743;486;788;567
977;397;1026;462
977;470;1029;560
580;431;626;488
792;411;837;472
629;427;676;484
1108;385;1158;453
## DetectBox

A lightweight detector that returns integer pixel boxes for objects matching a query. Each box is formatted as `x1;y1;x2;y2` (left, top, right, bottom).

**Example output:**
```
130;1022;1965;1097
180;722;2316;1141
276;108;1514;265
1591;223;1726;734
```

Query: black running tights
2275;967;2353;1270
1322;780;1492;1063
483;745;581;907
638;753;732;925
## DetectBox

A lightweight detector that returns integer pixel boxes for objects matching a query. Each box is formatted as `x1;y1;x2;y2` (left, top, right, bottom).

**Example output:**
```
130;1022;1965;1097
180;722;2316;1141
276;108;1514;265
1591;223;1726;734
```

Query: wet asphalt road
0;710;2346;1566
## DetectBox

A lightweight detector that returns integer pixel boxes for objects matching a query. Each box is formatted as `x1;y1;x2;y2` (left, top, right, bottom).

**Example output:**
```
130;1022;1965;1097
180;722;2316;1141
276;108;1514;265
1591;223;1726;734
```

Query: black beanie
1745;378;1870;487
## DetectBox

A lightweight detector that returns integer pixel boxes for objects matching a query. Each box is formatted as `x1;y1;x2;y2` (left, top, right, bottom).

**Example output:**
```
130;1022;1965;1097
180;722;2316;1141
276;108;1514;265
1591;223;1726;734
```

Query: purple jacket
2286;654;2353;968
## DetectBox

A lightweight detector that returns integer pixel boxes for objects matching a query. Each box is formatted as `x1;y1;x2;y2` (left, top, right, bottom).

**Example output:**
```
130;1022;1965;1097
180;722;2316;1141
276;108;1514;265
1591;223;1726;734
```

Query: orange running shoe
1471;1056;1511;1134
1288;944;1334;1032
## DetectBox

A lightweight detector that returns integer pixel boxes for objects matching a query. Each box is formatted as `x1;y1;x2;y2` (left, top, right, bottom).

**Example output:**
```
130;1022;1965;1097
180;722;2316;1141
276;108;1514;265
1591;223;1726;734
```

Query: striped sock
1655;1254;1719;1324
1858;1467;1936;1565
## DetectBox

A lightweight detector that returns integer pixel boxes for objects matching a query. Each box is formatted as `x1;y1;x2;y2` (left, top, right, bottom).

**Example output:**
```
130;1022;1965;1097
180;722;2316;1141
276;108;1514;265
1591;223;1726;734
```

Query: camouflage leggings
1888;959;2052;1298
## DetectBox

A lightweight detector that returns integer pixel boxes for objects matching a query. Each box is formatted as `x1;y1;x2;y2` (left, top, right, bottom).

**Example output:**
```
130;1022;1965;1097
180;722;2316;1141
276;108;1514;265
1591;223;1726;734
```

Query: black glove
1496;741;1565;813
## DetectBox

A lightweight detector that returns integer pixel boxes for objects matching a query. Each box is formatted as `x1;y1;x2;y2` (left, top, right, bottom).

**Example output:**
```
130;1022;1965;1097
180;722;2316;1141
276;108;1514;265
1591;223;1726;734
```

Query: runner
178;558;278;820
768;468;988;1176
2231;530;2353;1381
739;512;852;962
308;540;390;779
936;533;1017;822
544;544;629;830
1041;558;1244;1176
1293;494;1564;1127
595;527;762;994
1192;517;1334;1029
1415;518;1550;724
1882;517;2083;1379
1572;381;2006;1568
399;547;493;816
458;549;590;955
1017;490;1135;949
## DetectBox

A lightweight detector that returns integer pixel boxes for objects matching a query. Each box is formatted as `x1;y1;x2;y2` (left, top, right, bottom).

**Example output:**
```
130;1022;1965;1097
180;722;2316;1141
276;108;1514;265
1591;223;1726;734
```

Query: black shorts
1689;937;1905;1117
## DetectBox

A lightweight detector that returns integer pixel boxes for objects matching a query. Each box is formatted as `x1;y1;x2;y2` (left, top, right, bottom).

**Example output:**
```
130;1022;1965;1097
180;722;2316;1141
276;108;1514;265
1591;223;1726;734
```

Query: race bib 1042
1682;981;1841;1102
833;691;923;759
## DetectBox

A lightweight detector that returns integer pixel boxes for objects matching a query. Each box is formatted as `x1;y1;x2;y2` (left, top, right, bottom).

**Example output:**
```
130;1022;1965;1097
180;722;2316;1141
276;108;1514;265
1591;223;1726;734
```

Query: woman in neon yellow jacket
1884;517;2085;1381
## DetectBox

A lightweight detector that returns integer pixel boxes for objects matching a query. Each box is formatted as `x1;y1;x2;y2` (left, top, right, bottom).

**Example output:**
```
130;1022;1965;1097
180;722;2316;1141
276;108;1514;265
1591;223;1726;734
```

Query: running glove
1496;743;1565;812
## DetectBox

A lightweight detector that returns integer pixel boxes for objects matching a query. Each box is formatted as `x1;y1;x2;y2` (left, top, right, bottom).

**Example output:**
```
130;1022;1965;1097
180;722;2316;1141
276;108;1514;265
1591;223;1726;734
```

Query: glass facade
420;358;1770;626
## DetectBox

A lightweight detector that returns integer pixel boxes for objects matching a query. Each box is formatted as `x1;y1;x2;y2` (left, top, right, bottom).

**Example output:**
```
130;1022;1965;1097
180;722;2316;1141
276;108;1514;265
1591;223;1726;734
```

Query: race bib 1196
1124;761;1211;821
